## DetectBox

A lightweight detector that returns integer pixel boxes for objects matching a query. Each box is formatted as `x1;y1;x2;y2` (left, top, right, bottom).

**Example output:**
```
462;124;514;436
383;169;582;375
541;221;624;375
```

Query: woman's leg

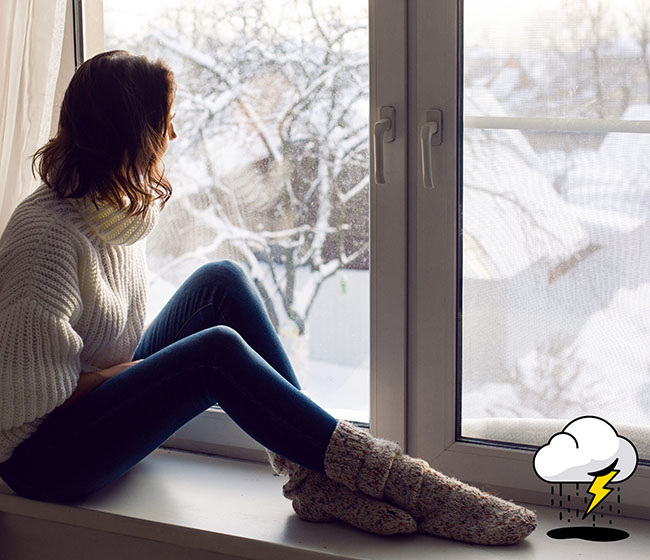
135;260;300;388
0;326;336;503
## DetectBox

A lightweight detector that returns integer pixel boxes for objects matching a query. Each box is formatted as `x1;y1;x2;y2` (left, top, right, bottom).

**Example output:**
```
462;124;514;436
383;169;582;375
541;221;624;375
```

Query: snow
488;66;525;100
465;280;650;426
463;87;588;280
572;284;650;424
564;202;643;240
462;94;650;430
304;359;369;420
562;105;650;241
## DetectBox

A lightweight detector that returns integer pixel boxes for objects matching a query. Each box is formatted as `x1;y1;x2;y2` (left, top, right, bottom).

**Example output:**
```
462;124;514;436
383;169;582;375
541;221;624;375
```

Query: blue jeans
0;261;338;503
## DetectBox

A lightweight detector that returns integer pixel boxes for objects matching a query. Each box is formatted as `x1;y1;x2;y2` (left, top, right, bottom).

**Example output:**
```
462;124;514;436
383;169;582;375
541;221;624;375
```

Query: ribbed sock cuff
324;421;368;490
384;455;430;515
323;421;401;498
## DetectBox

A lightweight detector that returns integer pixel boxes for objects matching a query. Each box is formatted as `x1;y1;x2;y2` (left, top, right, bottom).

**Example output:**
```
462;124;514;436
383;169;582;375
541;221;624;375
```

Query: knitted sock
323;421;536;545
266;449;416;535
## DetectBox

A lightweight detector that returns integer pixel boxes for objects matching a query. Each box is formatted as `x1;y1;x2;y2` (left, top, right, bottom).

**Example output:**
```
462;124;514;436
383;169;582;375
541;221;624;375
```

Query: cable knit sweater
0;184;159;462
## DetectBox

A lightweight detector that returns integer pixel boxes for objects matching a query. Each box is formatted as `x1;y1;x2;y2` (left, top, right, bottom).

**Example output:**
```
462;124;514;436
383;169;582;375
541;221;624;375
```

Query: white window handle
373;106;395;184
420;109;442;189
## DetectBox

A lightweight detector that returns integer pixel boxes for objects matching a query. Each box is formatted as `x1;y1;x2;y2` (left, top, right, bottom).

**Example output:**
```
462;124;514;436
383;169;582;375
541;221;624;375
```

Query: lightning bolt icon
582;460;619;520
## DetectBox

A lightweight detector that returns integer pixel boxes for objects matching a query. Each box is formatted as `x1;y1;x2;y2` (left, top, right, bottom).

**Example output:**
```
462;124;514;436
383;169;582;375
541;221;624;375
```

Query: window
410;0;650;516
462;0;650;446
77;0;650;515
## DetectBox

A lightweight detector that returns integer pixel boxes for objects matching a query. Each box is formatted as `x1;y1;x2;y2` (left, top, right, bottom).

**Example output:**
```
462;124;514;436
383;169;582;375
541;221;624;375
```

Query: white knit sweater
0;184;159;462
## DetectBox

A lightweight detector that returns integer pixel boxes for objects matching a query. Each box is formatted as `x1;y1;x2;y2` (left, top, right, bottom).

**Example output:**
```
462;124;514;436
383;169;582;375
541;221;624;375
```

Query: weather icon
533;416;638;541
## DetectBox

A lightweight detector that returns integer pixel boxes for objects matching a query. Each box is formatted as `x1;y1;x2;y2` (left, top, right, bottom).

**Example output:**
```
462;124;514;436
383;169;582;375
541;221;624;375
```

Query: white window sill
1;448;649;559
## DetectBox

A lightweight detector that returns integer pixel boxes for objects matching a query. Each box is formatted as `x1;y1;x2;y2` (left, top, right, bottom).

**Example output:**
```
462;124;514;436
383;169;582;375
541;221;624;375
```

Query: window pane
461;0;650;456
104;0;369;422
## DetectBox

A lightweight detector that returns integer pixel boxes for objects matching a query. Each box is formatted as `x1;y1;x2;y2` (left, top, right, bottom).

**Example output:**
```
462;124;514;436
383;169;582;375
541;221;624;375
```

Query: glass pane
104;0;369;422
461;0;650;456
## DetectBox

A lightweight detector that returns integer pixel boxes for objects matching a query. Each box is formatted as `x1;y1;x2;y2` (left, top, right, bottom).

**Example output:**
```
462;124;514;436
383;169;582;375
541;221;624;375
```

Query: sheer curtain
0;0;67;234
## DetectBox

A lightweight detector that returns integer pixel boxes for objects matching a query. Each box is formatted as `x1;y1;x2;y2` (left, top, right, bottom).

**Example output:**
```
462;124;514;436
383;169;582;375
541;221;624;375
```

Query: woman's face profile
164;106;177;152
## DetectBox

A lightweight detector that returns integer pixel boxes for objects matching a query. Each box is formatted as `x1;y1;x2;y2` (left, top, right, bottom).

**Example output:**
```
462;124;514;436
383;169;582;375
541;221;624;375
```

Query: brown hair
33;50;176;215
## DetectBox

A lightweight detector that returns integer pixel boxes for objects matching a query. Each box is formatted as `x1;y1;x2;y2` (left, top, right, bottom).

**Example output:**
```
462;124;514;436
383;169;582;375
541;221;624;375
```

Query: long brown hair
33;50;176;215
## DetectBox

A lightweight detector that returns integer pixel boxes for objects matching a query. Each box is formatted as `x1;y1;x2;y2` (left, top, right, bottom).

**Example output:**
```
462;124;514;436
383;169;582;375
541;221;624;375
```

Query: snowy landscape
105;0;650;440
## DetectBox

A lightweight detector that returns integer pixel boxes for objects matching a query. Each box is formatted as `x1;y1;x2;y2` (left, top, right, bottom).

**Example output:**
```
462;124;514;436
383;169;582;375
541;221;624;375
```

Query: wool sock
266;449;416;535
324;421;536;545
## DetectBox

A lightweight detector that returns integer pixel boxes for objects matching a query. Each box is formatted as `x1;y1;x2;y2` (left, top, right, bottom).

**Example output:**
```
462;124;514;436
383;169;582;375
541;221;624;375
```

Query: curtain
0;0;67;234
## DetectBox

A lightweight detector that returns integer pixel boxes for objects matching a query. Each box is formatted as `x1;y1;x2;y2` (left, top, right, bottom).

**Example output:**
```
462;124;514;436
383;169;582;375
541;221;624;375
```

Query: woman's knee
189;326;264;383
200;325;247;356
196;260;247;286
172;326;249;374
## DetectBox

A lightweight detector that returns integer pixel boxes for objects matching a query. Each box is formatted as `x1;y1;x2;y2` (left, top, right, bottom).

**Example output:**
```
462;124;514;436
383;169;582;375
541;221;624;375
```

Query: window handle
420;109;442;189
373;106;395;184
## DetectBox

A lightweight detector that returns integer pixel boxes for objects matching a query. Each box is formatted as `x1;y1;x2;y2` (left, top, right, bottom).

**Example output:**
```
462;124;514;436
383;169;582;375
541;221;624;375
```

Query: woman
0;51;535;545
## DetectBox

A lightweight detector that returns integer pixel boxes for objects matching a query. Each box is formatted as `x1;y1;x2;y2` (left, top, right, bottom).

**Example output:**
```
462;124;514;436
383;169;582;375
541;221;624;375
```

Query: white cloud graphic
533;416;638;483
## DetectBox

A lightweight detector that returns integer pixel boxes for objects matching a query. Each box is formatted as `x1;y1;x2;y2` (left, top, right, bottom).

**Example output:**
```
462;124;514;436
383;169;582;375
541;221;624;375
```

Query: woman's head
33;50;176;215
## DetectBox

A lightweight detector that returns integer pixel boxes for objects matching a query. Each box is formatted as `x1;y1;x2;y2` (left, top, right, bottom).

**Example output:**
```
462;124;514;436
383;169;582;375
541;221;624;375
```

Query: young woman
0;50;536;545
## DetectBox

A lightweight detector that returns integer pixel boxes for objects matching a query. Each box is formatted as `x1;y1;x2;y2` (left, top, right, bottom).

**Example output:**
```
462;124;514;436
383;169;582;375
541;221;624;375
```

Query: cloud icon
533;416;638;483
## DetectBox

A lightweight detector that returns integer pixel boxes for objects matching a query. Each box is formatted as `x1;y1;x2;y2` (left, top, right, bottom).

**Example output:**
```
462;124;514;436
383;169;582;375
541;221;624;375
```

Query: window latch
421;109;442;189
373;106;395;184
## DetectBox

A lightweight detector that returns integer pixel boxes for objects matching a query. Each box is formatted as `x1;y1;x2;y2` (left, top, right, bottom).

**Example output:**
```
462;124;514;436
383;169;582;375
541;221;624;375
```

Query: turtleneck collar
72;196;160;246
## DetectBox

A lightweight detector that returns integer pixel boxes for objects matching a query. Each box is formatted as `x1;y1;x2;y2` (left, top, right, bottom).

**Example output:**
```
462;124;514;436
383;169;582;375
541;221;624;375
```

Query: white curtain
0;0;67;234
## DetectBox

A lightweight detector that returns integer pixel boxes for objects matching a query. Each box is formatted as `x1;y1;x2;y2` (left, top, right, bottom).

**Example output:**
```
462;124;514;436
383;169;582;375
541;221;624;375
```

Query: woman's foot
267;449;417;535
323;421;536;545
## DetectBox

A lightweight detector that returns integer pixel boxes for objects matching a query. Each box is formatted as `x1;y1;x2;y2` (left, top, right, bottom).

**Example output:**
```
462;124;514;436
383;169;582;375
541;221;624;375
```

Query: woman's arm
57;360;142;410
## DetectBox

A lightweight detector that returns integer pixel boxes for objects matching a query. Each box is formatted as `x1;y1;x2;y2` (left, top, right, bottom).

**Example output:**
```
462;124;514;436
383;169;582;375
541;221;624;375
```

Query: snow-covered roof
464;87;588;280
488;66;525;100
573;282;650;425
563;104;650;241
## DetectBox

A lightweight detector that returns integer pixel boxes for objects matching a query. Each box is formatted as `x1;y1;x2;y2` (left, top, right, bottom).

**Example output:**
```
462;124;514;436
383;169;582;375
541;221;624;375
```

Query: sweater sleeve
0;189;86;443
0;297;83;431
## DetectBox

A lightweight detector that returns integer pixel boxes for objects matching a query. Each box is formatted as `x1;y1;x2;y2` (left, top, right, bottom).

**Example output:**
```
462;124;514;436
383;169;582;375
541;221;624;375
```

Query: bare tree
535;0;611;118
490;336;611;419
122;0;369;338
627;0;650;103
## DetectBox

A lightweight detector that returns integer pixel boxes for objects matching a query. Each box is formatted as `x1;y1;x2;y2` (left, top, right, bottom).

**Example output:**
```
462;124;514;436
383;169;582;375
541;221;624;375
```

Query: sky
105;0;647;53
466;0;646;49
103;0;367;41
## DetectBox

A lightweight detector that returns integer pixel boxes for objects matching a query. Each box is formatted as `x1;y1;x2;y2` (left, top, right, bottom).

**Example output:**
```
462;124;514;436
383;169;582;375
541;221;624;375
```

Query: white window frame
71;0;650;519
409;0;650;519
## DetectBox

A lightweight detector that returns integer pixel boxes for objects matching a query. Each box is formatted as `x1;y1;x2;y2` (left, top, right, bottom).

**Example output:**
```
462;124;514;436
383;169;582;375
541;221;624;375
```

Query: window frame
75;0;650;519
407;0;650;519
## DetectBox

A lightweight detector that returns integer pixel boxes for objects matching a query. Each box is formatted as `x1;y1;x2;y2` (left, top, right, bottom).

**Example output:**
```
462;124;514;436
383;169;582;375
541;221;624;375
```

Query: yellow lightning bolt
583;469;619;519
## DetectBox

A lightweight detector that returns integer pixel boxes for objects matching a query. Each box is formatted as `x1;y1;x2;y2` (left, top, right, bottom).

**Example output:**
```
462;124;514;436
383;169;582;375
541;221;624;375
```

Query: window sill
1;448;649;559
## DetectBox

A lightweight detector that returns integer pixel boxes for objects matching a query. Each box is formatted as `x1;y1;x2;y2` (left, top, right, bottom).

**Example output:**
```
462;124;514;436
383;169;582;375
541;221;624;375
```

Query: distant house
462;87;588;388
486;56;535;101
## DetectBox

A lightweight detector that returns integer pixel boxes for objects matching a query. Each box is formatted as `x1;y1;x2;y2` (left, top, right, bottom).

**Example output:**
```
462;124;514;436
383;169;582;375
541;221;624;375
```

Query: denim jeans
0;261;338;503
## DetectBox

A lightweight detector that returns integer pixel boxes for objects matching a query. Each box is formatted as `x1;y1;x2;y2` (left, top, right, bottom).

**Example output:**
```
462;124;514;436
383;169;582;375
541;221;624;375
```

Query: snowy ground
302;359;369;424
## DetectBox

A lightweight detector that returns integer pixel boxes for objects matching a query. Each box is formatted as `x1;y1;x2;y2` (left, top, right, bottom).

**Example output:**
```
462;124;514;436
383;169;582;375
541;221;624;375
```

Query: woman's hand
57;360;143;410
96;360;143;380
